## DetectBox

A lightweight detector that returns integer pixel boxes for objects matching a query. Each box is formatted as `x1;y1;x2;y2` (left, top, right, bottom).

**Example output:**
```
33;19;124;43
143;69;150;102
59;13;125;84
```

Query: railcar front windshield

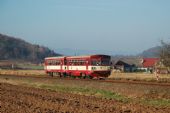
101;58;110;65
91;58;110;66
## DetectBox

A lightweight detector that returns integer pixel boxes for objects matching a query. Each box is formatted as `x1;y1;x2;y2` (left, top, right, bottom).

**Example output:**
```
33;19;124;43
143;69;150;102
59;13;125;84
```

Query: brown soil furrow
1;83;170;113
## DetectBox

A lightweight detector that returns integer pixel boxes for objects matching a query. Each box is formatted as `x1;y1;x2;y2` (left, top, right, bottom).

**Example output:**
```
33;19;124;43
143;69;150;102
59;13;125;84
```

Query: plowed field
1;74;170;113
1;83;170;113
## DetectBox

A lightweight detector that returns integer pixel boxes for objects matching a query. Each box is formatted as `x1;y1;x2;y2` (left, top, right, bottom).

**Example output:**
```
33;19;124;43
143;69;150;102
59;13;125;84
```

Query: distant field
109;72;170;82
0;69;45;76
0;60;43;70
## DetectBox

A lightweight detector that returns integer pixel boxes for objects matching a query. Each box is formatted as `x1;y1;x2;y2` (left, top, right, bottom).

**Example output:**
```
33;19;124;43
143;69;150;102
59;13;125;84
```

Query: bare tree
160;40;170;67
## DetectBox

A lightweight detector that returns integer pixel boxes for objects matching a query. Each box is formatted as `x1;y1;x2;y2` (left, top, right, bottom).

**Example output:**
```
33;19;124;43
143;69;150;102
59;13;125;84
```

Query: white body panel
62;66;67;70
46;65;61;70
46;65;110;71
68;66;87;71
88;66;110;71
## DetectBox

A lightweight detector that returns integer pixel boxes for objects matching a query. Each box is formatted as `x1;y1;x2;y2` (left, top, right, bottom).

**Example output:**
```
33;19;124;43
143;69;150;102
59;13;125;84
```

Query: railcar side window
46;60;62;65
47;60;52;65
80;60;85;65
55;60;61;65
68;59;86;65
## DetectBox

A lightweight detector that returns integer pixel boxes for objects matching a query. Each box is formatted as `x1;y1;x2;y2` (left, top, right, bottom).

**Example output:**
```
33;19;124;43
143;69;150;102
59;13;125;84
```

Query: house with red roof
142;58;160;73
112;57;161;73
142;58;160;68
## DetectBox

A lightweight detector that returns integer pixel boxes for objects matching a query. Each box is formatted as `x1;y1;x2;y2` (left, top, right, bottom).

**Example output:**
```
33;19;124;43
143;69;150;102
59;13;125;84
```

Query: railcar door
60;59;62;72
86;58;89;74
64;58;68;76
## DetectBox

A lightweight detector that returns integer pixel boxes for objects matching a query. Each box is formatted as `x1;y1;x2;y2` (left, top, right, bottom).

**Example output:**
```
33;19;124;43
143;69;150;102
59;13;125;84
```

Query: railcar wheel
59;73;62;77
86;75;93;79
99;77;105;80
81;73;86;79
89;76;93;79
63;72;67;77
48;72;53;77
68;73;72;77
71;75;76;79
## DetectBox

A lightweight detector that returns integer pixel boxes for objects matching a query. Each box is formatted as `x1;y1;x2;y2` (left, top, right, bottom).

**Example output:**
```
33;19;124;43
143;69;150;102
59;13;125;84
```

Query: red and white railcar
44;55;111;78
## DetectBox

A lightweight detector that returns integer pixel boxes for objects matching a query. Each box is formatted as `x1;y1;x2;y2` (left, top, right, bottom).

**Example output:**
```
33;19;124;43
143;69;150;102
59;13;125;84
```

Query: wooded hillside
0;34;61;63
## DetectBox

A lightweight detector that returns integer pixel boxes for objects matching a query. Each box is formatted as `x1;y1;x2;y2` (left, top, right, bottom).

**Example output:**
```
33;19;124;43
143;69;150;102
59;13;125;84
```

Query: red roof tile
143;58;159;68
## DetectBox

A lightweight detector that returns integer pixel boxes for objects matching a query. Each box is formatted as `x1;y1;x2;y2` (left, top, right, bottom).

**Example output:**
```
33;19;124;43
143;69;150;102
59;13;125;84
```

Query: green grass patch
38;83;130;103
29;82;170;107
16;63;43;70
140;98;170;107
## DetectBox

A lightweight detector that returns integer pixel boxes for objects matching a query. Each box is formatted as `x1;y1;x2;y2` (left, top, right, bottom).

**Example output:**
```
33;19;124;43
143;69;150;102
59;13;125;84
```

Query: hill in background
0;34;61;63
138;46;161;58
0;33;161;63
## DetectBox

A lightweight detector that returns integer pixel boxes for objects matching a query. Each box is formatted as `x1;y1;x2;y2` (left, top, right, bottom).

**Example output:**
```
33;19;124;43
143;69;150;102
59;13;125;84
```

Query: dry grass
109;71;170;82
0;69;45;76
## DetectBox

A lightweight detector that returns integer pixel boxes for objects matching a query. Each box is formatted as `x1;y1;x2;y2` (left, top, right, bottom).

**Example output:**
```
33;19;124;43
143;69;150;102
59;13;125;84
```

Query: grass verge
38;83;130;103
140;98;170;107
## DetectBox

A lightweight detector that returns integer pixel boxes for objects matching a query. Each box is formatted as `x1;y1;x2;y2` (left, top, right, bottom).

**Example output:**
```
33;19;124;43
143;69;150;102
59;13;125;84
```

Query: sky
0;0;170;55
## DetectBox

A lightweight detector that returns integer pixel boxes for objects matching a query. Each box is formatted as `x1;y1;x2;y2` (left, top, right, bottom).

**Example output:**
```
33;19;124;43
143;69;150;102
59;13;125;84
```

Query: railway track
1;74;170;87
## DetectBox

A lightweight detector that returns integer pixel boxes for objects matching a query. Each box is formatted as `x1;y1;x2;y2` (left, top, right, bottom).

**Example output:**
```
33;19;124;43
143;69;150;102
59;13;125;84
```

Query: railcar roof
45;54;110;60
45;56;65;59
67;54;110;58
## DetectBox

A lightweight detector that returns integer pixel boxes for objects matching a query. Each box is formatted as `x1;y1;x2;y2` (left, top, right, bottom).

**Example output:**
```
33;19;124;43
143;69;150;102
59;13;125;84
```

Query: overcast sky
0;0;170;55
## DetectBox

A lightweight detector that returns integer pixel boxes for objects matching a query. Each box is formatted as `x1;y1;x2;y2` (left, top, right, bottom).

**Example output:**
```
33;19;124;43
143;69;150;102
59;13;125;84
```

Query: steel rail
0;74;170;87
